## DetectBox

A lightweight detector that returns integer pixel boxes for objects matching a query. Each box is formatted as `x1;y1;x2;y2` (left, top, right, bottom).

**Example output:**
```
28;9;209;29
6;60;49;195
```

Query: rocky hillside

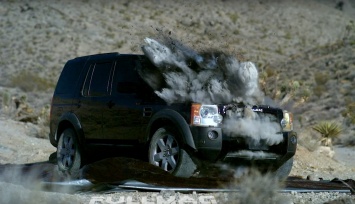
0;0;354;142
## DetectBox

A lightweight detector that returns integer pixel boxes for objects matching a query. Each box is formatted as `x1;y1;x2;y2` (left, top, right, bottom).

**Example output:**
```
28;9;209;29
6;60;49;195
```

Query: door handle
143;107;152;117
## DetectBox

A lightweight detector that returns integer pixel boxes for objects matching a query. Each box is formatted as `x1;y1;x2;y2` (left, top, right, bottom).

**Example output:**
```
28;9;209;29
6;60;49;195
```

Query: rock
316;146;335;158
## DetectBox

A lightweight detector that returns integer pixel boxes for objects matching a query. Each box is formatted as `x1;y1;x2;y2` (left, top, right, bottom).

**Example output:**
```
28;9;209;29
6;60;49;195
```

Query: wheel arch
54;112;84;147
147;109;196;150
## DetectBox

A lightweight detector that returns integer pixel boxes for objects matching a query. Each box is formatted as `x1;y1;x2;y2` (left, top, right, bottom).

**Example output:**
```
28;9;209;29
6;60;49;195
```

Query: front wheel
57;128;82;177
148;127;196;178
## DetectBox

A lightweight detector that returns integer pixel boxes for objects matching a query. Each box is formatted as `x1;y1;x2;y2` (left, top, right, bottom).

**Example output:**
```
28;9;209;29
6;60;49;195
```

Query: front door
102;56;146;141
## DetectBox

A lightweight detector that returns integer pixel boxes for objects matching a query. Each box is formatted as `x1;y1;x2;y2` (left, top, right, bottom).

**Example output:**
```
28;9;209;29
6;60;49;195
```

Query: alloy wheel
152;134;180;172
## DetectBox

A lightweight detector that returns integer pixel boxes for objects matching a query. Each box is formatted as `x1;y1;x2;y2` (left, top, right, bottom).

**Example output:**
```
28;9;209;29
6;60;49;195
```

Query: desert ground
0;0;355;203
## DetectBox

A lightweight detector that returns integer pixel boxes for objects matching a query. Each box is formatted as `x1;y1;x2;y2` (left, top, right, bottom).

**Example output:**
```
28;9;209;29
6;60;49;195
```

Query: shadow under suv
49;52;297;178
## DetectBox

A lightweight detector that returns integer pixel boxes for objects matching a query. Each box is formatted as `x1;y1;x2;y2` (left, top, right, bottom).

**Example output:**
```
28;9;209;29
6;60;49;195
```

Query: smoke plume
222;108;283;145
140;37;283;145
141;37;264;105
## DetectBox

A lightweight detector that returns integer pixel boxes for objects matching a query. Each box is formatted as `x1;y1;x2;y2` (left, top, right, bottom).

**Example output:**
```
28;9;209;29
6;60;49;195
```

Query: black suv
49;52;297;178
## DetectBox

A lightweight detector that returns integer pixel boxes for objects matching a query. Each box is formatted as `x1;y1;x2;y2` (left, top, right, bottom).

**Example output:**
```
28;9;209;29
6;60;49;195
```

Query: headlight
191;103;223;127
200;106;217;118
213;114;223;124
281;111;293;131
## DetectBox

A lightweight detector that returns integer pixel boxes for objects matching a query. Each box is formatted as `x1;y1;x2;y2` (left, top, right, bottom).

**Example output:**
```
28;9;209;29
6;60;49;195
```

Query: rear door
77;61;115;140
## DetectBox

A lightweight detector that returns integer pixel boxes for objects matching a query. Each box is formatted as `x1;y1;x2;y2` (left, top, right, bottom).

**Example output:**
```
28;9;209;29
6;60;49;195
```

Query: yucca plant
312;121;342;146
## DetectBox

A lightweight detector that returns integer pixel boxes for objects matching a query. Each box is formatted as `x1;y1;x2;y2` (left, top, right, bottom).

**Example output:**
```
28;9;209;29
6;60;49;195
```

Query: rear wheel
57;128;82;177
148;127;196;178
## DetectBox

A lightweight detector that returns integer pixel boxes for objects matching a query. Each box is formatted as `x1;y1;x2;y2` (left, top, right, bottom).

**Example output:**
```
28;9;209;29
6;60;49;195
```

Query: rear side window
82;62;113;97
56;58;86;94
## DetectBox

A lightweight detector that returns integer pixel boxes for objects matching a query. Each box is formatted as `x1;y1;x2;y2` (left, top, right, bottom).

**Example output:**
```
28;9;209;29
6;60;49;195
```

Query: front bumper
190;126;223;161
222;131;297;168
191;126;297;167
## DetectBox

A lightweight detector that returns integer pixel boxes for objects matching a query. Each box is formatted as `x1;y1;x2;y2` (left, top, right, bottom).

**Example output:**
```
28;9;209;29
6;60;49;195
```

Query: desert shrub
222;170;289;204
280;81;300;94
276;45;283;55
10;71;55;92
291;80;300;91
314;72;329;86
284;32;292;40
233;29;240;35
313;85;326;98
9;96;50;139
115;40;125;49
265;67;277;78
297;86;311;102
227;13;239;24
342;101;355;125
312;121;342;146
345;20;355;38
36;105;50;139
1;91;11;110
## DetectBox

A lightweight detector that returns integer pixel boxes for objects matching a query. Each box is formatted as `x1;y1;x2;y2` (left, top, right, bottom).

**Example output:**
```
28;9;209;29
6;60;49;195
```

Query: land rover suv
49;52;297;178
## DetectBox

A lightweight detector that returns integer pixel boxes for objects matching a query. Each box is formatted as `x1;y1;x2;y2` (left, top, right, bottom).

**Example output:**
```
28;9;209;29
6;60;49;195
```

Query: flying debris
141;37;264;105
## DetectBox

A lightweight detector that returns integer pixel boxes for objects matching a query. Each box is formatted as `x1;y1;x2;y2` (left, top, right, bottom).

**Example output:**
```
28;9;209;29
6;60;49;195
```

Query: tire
274;157;294;180
148;127;196;178
57;128;82;178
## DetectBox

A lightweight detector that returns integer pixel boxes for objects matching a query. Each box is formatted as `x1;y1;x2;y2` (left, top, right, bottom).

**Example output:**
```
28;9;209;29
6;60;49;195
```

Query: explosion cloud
141;37;264;105
140;37;283;145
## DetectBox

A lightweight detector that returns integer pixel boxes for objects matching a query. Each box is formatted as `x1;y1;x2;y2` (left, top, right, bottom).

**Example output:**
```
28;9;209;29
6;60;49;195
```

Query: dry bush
311;70;331;104
313;85;326;98
227;12;239;24
14;99;50;139
259;67;311;107
1;91;50;139
1;91;19;117
314;71;329;86
36;105;50;139
345;20;355;39
342;101;355;126
265;67;277;78
9;71;55;92
1;91;11;114
221;170;290;204
297;86;311;102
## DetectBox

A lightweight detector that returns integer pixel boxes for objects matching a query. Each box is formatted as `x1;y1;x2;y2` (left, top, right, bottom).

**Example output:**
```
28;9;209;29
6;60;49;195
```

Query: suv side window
113;57;162;103
115;57;141;94
83;62;113;97
56;58;86;94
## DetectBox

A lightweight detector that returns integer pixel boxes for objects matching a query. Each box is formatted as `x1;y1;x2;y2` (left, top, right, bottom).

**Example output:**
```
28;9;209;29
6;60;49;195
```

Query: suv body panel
147;108;196;149
50;52;297;171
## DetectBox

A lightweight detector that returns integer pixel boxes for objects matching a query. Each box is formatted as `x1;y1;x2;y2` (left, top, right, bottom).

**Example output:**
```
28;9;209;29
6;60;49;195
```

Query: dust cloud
140;37;264;105
223;107;283;145
0;163;82;204
140;37;283;145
